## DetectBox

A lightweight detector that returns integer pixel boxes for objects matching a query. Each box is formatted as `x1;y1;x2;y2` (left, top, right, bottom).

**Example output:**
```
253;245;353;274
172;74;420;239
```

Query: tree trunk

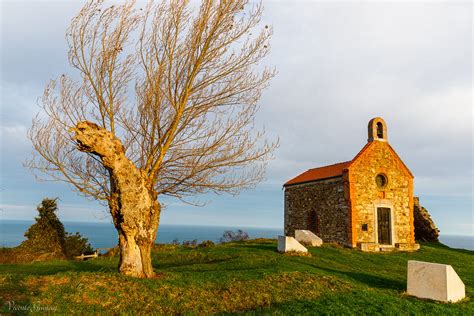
114;195;160;278
117;219;157;278
71;121;160;278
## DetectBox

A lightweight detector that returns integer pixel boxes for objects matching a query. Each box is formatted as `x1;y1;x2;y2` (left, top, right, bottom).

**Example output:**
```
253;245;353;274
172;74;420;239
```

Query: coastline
1;219;472;251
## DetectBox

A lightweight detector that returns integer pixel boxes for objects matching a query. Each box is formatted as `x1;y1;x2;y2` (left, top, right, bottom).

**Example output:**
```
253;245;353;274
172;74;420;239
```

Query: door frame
373;202;395;246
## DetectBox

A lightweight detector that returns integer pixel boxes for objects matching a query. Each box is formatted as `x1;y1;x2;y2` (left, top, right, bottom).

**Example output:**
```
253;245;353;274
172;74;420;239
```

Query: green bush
198;240;215;248
182;239;198;247
17;198;93;260
220;230;249;243
20;198;66;257
64;232;94;257
171;238;180;245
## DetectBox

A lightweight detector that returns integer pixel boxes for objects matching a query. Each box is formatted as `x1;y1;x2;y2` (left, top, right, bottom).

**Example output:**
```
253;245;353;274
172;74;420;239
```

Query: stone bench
295;230;323;247
277;236;308;253
407;260;465;302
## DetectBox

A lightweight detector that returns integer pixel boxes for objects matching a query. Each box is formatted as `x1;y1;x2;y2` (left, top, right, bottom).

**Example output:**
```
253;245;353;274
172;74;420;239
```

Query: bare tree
26;0;276;278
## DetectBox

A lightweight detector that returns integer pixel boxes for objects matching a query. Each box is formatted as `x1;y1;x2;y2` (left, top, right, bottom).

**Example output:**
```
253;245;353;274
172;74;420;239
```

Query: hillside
0;240;473;314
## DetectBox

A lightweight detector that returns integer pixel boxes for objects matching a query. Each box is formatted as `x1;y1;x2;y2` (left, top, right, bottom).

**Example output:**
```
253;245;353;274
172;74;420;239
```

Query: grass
0;240;473;314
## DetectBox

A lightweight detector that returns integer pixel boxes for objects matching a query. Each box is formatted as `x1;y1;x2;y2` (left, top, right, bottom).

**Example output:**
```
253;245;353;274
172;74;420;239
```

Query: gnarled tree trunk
71;121;160;278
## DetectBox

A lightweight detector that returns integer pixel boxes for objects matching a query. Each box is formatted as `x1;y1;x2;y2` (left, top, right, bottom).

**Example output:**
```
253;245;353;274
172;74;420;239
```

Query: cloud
0;1;472;235
257;2;472;192
0;1;80;85
0;201;109;223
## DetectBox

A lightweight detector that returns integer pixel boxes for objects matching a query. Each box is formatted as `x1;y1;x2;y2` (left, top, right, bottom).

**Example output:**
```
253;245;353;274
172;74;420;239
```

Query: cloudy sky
1;1;472;235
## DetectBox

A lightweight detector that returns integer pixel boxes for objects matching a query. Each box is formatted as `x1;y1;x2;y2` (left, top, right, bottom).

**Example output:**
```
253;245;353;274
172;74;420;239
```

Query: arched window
376;122;384;139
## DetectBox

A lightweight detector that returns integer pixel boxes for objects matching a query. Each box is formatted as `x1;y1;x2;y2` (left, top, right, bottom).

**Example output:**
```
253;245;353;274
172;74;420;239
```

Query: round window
375;174;387;188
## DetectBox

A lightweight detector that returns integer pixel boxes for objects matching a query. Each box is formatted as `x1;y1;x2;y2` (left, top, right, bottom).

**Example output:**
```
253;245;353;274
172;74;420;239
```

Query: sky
0;1;472;235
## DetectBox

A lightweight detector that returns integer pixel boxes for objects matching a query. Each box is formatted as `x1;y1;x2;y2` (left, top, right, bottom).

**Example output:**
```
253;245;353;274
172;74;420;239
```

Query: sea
1;219;473;251
0;220;282;249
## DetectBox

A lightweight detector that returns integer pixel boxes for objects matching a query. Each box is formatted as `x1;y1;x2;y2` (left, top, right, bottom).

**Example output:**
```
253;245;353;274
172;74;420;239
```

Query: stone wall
284;177;350;245
348;141;415;246
413;197;439;242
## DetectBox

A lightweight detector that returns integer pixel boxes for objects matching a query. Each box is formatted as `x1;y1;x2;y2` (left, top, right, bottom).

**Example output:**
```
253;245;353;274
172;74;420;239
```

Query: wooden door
377;207;391;245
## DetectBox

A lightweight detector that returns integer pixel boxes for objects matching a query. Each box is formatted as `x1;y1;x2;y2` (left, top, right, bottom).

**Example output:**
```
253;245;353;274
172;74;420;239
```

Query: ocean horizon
1;219;472;251
0;219;282;249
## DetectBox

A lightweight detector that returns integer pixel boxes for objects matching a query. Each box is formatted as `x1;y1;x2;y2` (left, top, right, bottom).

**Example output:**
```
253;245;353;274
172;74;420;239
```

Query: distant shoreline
1;219;472;251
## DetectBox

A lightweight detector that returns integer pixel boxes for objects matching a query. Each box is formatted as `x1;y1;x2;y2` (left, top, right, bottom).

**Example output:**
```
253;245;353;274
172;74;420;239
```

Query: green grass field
1;240;473;314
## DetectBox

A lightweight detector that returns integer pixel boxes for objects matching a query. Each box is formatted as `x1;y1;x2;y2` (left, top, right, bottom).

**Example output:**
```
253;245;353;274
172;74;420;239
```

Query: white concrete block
407;260;465;303
295;230;323;247
277;236;308;253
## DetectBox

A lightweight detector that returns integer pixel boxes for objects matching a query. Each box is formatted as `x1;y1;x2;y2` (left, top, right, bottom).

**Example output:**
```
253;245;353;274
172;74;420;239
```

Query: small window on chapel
376;122;384;139
375;174;387;188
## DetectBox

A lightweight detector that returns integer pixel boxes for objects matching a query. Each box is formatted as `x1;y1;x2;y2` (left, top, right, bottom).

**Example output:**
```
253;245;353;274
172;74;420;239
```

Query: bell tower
368;117;387;142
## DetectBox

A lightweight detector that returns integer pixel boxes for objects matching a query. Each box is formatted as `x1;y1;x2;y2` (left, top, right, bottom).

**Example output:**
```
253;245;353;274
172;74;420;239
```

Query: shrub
21;198;66;257
64;232;94;257
182;239;198;247
171;238;180;245
0;247;22;264
220;230;249;243
16;198;94;261
198;240;215;248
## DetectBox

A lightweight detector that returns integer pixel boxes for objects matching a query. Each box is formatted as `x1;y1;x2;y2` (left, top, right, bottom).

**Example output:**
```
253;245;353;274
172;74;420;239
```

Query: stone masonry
284;177;350;245
348;140;415;247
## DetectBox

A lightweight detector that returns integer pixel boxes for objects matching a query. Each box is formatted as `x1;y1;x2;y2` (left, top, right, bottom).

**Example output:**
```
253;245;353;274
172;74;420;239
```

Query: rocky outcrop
414;197;439;242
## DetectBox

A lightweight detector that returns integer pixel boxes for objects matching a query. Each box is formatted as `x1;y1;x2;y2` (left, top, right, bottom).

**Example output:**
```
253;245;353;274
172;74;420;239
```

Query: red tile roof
284;140;414;187
284;161;351;186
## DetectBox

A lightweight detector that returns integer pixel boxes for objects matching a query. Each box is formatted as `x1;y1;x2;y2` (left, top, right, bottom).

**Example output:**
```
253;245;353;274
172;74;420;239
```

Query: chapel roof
284;161;351;187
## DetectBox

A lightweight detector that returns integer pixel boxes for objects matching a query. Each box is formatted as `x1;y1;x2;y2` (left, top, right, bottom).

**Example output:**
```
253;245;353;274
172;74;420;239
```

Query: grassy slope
0;240;473;314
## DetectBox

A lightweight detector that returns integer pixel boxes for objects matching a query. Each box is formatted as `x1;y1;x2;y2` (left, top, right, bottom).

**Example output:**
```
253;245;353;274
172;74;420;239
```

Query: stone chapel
283;117;420;251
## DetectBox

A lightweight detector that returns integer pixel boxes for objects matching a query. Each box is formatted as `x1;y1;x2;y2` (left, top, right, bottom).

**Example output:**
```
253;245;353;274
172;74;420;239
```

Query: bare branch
28;0;277;204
